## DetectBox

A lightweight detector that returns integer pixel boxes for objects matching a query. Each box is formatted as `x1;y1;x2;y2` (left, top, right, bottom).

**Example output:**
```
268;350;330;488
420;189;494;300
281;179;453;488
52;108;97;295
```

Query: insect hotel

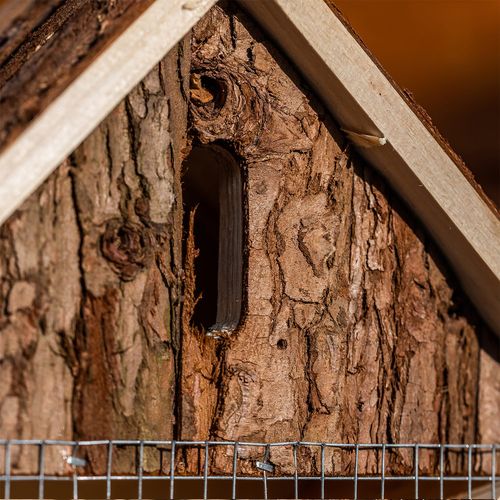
0;0;498;498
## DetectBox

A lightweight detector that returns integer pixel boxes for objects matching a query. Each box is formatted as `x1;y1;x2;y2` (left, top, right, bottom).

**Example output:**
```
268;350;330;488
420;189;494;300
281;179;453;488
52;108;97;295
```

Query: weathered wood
0;0;154;150
0;0;498;342
0;38;190;474
0;0;217;226
0;0;64;68
0;0;497;484
238;0;500;338
180;3;498;477
0;0;80;87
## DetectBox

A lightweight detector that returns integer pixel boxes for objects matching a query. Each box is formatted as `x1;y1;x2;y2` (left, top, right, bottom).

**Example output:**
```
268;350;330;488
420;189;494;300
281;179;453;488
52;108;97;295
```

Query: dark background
335;0;500;205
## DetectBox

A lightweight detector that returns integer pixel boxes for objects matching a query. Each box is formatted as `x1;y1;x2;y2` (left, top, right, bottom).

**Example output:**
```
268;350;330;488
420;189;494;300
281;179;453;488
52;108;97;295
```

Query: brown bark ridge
180;3;499;477
0;0;497;480
0;0;64;68
0;0;153;153
0;37;190;474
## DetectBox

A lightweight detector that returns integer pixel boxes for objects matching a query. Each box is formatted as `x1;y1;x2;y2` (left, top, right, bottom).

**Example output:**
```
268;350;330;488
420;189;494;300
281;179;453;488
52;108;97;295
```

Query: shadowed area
182;144;243;332
335;0;500;205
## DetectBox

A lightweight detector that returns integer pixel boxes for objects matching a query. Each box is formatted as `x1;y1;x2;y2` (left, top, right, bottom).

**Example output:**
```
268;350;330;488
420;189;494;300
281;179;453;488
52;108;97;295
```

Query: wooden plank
0;0;217;224
238;0;500;336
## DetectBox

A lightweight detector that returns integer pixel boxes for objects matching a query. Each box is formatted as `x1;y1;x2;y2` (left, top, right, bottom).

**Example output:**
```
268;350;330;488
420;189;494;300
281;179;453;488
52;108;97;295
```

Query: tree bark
180;3;498;477
0;1;497;481
0;0;154;152
0;36;189;474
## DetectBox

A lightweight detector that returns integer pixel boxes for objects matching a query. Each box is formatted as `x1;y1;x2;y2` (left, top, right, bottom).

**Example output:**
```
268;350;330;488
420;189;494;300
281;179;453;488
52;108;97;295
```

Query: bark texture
0;1;497;482
0;37;189;474
0;0;153;152
180;3;498;476
0;0;64;68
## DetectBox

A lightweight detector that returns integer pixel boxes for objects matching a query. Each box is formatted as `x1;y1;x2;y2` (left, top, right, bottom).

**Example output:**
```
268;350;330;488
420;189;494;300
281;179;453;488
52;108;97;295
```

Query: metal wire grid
0;440;497;500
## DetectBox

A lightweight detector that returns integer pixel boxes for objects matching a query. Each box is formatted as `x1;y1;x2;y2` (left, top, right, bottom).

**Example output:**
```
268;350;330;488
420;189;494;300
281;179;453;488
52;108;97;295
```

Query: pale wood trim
0;0;217;223
239;0;500;336
0;0;498;335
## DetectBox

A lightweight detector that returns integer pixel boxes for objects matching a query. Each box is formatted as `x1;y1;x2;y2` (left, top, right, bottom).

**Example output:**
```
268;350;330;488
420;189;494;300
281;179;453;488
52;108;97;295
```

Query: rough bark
0;38;189;474
180;3;498;477
0;0;64;67
0;0;497;483
0;0;153;152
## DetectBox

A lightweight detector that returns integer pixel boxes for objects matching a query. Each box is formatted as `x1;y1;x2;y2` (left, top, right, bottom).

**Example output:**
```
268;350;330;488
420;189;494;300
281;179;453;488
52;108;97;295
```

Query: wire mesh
0;440;497;499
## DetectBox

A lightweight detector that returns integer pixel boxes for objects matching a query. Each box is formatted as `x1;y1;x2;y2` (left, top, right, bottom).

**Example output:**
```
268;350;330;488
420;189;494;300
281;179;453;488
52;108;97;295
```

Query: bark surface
0;1;497;480
0;37;189;474
0;0;153;152
180;3;498;477
0;0;65;68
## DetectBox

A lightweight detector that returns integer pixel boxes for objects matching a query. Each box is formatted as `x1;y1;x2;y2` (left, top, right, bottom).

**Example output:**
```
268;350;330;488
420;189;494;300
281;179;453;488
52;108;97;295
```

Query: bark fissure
0;39;189;474
178;2;496;476
0;1;497;481
68;157;89;445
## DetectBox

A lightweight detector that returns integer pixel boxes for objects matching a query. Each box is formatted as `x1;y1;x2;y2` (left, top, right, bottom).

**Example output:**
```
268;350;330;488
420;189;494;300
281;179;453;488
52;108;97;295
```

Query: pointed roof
0;0;498;335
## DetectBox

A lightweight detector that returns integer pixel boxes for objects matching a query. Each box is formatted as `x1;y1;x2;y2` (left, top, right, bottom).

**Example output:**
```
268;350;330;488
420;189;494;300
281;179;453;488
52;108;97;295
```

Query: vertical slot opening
182;144;243;333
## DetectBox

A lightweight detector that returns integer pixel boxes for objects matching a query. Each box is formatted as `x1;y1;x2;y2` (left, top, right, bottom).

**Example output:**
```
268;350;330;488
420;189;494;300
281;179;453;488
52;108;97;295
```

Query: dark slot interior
182;145;243;332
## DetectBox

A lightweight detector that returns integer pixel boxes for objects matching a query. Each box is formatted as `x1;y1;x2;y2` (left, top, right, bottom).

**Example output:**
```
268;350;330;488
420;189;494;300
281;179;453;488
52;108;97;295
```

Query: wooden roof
0;0;498;335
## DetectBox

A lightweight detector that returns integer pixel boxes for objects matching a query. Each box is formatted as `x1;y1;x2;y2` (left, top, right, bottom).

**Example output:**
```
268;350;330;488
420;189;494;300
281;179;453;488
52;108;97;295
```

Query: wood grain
0;0;65;68
0;1;497;480
213;146;243;333
0;0;153;150
0;36;190;475
0;0;217;225
0;0;497;339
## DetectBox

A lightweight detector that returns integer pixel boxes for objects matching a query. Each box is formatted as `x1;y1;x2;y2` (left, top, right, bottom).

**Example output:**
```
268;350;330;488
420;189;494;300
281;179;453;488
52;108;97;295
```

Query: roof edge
324;0;499;219
238;0;500;335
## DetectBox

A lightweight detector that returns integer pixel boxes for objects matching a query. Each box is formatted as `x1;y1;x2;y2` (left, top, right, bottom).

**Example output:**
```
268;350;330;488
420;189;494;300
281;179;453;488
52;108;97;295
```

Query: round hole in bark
182;144;243;332
190;73;227;109
277;339;288;350
201;75;226;108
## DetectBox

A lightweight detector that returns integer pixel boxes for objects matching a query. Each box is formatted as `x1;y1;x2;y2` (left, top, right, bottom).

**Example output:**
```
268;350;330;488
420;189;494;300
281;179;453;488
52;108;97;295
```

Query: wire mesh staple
0;440;497;499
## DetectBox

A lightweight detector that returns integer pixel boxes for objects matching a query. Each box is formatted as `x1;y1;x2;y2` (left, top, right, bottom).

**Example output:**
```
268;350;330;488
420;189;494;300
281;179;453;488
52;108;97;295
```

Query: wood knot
134;197;150;219
190;73;226;110
101;219;149;281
